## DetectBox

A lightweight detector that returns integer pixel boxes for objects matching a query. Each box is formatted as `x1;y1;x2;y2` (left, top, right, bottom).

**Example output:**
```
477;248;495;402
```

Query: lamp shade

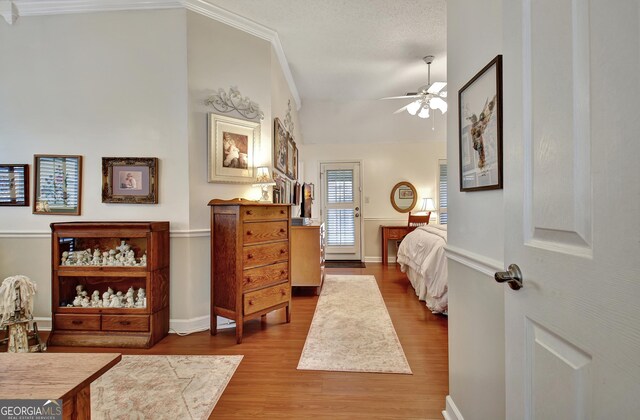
253;166;274;185
420;197;437;212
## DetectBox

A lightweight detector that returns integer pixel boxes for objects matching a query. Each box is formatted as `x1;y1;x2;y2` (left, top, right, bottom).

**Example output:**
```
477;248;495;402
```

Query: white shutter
0;165;27;204
36;156;80;209
438;160;448;225
325;169;355;246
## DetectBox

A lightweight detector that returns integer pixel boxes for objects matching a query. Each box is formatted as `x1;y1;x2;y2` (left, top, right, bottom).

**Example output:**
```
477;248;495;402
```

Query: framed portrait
286;136;295;179
208;114;258;183
292;145;299;180
33;155;82;215
273;118;288;174
458;55;503;192
0;164;29;206
102;157;158;204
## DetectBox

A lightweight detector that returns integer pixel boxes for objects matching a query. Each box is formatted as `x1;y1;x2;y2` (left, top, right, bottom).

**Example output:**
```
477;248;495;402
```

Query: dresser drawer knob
246;210;253;215
247;230;253;236
71;320;82;325
280;249;286;254
280;270;286;275
280;209;285;215
279;228;286;233
247;253;254;259
119;321;131;326
246;278;252;283
281;290;287;296
248;300;254;306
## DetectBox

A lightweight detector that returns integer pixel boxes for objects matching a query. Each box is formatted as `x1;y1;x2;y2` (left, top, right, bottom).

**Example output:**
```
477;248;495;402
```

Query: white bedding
396;225;448;313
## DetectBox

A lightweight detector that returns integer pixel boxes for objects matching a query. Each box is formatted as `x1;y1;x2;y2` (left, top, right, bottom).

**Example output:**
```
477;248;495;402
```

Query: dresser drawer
242;206;288;221
55;314;101;331
386;227;410;240
244;284;290;315
243;261;288;291
243;242;289;269
102;315;149;332
243;221;288;244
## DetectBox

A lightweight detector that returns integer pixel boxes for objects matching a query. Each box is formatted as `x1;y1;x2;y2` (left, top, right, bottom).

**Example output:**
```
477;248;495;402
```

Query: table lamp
253;166;276;202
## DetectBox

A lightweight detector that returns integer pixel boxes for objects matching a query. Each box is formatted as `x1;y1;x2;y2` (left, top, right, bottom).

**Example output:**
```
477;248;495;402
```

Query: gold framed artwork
33;154;82;215
286;135;295;179
208;113;258;183
273;118;288;174
102;157;158;204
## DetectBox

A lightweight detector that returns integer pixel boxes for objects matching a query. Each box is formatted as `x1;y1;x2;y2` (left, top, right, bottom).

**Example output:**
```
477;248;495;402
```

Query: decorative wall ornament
283;99;295;134
205;86;264;120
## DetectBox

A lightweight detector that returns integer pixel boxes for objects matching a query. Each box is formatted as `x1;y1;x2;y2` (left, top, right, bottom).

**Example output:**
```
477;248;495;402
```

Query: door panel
321;162;362;260
503;0;640;418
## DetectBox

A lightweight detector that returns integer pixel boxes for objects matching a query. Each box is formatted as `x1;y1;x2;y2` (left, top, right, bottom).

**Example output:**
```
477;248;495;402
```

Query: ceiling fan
381;55;447;119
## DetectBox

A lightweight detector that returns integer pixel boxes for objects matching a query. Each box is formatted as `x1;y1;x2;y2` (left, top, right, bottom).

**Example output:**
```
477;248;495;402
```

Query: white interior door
502;1;640;418
320;162;362;260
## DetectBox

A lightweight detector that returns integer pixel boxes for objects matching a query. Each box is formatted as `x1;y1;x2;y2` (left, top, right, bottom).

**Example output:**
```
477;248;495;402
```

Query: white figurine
135;288;147;308
139;254;147;267
102;291;110;302
124;296;135;308
91;290;101;307
72;295;83;307
91;249;102;265
106;255;115;266
75;285;84;296
116;240;130;254
61;251;69;265
81;296;90;308
109;295;122;308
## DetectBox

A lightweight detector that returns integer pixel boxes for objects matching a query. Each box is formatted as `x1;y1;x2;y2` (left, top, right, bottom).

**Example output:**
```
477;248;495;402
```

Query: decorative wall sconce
205;86;264;120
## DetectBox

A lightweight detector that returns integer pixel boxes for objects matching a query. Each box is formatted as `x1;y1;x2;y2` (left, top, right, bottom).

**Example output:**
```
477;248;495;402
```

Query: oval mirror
390;181;417;213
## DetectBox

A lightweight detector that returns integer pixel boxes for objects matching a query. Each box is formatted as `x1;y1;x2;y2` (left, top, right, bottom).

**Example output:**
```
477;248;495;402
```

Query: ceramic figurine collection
60;240;147;267
65;284;147;309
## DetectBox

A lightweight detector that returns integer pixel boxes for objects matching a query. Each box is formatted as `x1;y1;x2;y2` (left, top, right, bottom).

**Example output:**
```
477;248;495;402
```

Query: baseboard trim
363;256;397;264
442;395;464;420
445;245;503;277
32;315;234;334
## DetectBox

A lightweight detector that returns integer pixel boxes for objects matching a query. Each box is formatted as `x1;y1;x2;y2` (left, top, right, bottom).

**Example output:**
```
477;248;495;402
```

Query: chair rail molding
0;228;211;238
8;0;301;109
445;244;504;277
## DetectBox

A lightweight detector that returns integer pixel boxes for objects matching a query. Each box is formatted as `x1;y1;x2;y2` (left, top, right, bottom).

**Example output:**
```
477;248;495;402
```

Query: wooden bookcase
48;222;170;349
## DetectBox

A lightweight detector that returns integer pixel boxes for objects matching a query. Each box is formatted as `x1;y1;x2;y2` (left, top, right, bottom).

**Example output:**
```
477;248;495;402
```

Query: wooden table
0;352;121;420
380;225;414;265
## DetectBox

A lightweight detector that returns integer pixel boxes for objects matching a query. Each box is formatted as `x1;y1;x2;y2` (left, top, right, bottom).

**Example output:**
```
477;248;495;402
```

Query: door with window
320;162;362;261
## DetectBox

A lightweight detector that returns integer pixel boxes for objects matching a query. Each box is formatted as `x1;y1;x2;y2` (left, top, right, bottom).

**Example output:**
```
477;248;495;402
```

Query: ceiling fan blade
380;94;420;100
393;104;411;114
427;82;447;94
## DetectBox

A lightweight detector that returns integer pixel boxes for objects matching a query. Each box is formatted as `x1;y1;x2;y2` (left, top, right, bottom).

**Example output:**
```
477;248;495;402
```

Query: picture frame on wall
0;164;29;206
273;118;288;174
286;135;295;179
292;145;299;181
458;54;503;192
33;155;82;215
102;157;158;204
208;113;258;183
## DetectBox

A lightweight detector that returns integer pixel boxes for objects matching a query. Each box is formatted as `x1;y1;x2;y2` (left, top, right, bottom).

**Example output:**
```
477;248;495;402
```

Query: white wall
445;0;506;419
301;141;446;261
0;8;301;328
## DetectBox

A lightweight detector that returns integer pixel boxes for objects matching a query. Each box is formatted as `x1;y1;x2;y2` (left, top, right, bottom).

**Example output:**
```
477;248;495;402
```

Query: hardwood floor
45;264;449;419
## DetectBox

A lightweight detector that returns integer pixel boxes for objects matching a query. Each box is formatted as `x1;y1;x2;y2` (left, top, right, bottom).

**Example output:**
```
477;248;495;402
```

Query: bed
396;224;448;314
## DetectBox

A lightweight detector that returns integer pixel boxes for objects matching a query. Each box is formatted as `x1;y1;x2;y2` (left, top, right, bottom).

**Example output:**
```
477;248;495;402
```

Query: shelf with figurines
56;282;148;313
55;238;148;273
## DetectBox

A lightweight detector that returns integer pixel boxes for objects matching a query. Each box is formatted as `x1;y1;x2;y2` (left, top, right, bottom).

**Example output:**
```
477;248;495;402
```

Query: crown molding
9;0;301;109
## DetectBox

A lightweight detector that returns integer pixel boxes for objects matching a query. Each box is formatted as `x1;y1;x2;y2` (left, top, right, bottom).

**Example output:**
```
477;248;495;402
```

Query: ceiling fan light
439;91;448;98
438;101;448;114
407;100;422;115
418;107;430;119
429;97;447;113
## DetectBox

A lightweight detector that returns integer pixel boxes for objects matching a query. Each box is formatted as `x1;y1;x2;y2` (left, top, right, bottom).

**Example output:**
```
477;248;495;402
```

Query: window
438;160;448;224
325;169;355;246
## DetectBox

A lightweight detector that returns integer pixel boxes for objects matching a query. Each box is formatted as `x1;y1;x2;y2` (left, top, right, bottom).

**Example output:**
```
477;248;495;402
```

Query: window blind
37;157;79;208
325;169;355;246
326;169;354;204
0;166;27;204
326;209;355;246
438;161;448;225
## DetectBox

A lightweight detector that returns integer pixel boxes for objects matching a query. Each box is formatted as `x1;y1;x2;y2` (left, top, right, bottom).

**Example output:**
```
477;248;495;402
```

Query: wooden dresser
291;223;325;295
209;199;292;344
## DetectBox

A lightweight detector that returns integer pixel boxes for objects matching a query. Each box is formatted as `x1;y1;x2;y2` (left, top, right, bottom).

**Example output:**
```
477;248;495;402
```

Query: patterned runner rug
297;275;412;374
92;355;242;419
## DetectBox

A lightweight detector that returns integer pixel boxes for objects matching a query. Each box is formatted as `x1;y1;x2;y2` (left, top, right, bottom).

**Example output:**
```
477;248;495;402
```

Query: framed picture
208;114;258;183
398;186;414;199
0;164;29;206
292;145;299;180
458;55;503;191
273;118;288;174
33;155;82;215
286;136;295;179
102;157;158;204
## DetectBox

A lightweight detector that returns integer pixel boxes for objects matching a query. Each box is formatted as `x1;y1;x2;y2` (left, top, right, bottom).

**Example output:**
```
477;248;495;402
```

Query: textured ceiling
202;0;447;102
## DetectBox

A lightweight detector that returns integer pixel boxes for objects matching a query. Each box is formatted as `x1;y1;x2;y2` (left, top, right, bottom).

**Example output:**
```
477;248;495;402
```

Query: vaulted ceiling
204;0;448;144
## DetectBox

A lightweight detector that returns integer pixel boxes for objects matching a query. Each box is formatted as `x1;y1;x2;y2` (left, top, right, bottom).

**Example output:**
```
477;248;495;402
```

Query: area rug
91;355;243;419
297;275;412;374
